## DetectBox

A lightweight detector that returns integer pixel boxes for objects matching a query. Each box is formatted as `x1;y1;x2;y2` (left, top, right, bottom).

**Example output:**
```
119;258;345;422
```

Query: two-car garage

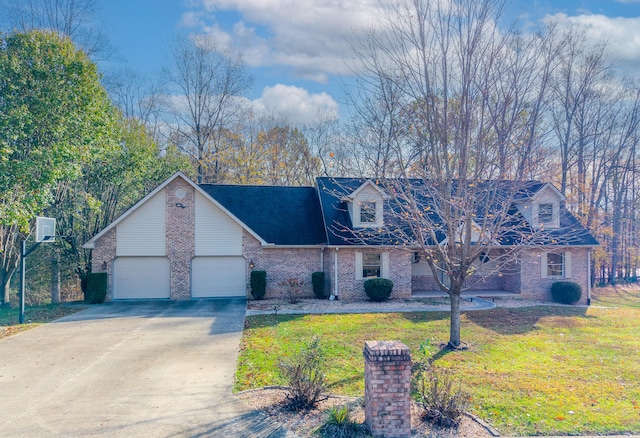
95;174;249;300
112;256;246;299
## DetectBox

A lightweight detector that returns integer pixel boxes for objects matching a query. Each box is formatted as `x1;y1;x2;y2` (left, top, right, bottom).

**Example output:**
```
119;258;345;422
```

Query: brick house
84;172;598;303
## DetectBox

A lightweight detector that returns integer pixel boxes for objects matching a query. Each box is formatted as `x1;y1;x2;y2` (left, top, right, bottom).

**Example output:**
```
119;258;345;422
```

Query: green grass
236;290;640;436
0;304;84;339
592;283;640;308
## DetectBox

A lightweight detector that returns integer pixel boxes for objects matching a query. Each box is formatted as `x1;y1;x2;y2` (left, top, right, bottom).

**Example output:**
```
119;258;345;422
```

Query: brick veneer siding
90;228;116;300
327;248;411;301
364;340;412;438
520;248;590;304
166;179;196;299
243;231;323;299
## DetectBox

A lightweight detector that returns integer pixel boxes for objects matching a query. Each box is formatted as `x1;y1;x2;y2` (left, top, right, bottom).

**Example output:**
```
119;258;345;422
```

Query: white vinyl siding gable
353;186;384;228
116;190;166;256
195;191;243;256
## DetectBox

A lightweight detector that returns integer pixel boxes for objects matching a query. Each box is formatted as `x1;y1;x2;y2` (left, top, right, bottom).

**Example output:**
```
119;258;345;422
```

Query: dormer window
345;180;388;228
538;203;553;225
360;201;377;223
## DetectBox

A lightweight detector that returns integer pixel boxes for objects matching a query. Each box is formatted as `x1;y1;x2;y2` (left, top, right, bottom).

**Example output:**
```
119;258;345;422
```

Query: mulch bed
236;387;497;437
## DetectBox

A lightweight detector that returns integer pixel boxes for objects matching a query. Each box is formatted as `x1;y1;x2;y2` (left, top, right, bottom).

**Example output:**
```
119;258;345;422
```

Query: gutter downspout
333;247;339;299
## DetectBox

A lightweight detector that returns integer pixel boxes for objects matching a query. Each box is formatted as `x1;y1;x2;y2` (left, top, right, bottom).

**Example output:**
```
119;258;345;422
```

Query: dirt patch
236;387;495;437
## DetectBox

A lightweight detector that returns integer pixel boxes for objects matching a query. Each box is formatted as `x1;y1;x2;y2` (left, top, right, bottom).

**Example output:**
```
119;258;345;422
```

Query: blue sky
98;0;640;125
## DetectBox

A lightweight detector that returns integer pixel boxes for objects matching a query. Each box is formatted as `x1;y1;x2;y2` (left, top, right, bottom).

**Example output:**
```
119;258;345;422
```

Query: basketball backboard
35;217;56;243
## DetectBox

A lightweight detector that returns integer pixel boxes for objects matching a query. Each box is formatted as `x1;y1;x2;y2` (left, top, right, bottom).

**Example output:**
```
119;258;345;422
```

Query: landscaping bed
237;387;493;437
236;288;640;436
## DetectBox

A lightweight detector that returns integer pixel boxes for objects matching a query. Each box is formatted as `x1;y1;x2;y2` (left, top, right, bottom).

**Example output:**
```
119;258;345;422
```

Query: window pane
539;203;553;224
363;253;381;278
547;252;564;277
360;201;376;223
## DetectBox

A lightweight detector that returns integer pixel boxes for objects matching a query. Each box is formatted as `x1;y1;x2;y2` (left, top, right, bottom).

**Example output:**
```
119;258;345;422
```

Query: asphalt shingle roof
199;184;326;245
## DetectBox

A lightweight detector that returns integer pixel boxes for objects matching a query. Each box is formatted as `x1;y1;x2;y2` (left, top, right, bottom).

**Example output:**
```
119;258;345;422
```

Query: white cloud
184;0;385;82
251;84;339;126
545;13;640;67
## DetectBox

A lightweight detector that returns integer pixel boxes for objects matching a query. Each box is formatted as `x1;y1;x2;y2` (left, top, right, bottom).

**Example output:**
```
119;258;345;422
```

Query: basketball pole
19;240;46;324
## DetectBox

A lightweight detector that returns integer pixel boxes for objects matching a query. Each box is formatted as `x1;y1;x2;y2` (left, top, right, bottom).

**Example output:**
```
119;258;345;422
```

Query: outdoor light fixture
249;260;255;270
175;202;186;209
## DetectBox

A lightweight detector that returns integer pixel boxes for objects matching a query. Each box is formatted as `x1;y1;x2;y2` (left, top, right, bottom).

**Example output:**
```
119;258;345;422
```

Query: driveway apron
0;300;293;437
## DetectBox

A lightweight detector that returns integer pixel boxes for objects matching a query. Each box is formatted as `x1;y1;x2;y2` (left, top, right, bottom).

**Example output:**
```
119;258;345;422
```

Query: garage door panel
114;257;170;299
191;257;246;298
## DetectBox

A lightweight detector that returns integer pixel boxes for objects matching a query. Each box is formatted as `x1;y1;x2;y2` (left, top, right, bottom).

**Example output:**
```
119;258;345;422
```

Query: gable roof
83;172;267;249
199;184;327;246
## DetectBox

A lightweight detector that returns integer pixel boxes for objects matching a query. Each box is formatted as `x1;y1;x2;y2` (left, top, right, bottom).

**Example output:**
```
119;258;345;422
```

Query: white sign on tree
35;217;56;242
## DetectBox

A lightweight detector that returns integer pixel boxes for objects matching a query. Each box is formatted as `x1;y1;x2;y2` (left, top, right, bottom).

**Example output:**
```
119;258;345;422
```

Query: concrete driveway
0;300;293;437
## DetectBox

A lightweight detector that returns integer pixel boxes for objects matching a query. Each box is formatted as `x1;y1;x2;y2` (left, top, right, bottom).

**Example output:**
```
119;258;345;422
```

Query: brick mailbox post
364;340;412;437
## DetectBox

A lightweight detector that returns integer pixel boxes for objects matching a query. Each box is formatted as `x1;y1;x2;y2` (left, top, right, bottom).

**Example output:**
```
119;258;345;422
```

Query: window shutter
355;252;363;280
540;252;548;278
564;251;572;278
381;252;390;278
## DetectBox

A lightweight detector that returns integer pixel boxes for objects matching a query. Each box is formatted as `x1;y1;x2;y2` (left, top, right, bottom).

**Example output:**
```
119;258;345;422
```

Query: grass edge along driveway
235;289;640;436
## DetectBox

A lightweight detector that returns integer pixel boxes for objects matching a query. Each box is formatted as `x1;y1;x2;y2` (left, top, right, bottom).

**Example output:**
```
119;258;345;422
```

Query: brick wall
243;232;324;299
520;248;590;304
166;179;195;300
91;228;116;300
331;248;411;301
364;340;412;438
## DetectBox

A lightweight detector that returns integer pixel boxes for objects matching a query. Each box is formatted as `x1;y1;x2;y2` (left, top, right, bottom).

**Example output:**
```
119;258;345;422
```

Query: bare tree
163;34;252;183
344;0;564;348
0;0;113;59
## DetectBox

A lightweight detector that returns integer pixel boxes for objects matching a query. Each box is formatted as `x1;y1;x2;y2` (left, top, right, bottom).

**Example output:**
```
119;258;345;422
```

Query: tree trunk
1;268;12;307
448;292;462;348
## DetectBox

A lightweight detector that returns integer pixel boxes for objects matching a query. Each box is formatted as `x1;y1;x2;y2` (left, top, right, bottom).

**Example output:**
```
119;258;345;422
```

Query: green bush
312;272;325;299
278;336;327;411
551;281;582;304
250;270;267;300
86;272;107;304
363;278;393;302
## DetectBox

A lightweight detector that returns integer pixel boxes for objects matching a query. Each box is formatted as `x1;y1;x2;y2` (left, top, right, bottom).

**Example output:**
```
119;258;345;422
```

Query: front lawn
0;304;83;339
236;291;640;436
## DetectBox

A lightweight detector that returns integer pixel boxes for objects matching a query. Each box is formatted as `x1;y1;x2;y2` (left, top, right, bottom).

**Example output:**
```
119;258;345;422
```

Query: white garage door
113;257;170;299
191;257;246;298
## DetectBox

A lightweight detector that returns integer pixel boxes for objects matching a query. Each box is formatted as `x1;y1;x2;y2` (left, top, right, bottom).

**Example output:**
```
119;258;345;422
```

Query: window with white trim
362;253;381;278
356;252;389;279
360;201;377;224
546;252;564;277
541;251;572;279
538;203;554;225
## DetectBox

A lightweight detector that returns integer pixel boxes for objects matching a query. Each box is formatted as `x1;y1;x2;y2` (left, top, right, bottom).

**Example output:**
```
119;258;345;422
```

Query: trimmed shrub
312;272;326;299
363;278;393;302
86;272;107;304
551;281;582;304
250;270;267;300
278;336;327;411
412;361;470;428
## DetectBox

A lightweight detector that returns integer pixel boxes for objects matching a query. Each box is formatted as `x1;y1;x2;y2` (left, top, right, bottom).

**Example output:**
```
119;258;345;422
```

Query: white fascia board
83;171;269;248
82;171;188;249
345;179;390;200
515;182;566;203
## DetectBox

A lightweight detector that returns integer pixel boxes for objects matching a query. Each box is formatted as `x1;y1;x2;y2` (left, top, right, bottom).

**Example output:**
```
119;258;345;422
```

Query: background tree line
0;0;638;307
